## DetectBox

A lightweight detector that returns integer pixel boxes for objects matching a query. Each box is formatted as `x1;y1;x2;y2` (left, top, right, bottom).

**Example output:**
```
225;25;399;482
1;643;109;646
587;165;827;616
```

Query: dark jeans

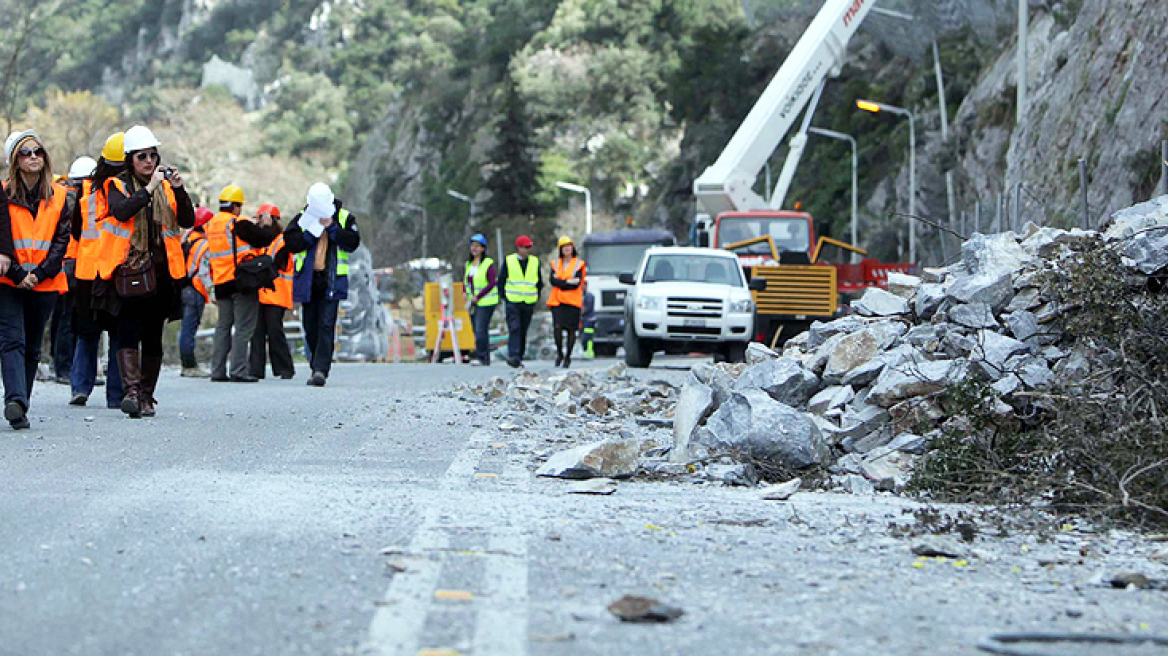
72;329;123;407
0;286;57;411
471;304;496;364
302;282;340;376
117;295;168;357
50;291;75;378
211;291;259;379
250;303;294;378
505;302;535;362
179;286;205;368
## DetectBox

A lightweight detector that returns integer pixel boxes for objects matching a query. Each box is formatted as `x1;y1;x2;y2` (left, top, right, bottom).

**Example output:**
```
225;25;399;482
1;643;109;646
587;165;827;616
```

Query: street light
807;127;859;264
555;181;592;235
446;189;477;236
399;201;428;260
856;98;917;264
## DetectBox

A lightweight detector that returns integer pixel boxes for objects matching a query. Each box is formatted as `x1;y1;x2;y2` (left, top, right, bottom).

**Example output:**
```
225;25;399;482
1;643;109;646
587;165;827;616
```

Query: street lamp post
555;181;592;235
399;201;428;260
446;189;477;237
807;127;859;264
856;99;917;264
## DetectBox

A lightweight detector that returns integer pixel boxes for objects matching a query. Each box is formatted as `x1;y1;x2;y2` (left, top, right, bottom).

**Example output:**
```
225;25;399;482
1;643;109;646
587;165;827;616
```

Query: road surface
1;362;1164;655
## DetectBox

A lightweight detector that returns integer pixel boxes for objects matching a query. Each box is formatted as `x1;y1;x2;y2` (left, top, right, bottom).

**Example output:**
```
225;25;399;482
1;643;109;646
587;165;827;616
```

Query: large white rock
886;272;922;300
946;271;1014;311
536;439;648;479
808;385;855;415
853;287;910;317
733;357;821;407
1103;195;1168;241
961;232;1035;277
948;302;998;329
868;359;966;407
672;372;716;463
1121;227;1168;274
696;389;828;470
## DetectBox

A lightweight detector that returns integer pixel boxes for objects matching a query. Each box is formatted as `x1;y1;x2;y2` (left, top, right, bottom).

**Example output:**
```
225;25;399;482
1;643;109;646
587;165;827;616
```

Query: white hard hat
306;182;335;216
5;129;39;166
67;156;98;180
122;125;161;154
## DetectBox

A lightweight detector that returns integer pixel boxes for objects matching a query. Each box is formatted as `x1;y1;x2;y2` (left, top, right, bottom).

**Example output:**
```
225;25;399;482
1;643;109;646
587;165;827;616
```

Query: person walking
463;233;498;367
283;183;360;387
250;204;295;380
99;125;195;418
48;157;92;384
178;206;213;377
206;184;277;383
69;133;124;409
547;235;586;369
580;281;596;359
498;235;542;368
0;130;71;430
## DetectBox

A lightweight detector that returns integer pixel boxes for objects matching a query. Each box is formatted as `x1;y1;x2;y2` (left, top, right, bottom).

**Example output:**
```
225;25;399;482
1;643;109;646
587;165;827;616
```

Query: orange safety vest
259;234;294;309
97;178;185;280
185;232;211;302
0;182;69;293
547;257;586;308
206;212;263;286
74;179;107;281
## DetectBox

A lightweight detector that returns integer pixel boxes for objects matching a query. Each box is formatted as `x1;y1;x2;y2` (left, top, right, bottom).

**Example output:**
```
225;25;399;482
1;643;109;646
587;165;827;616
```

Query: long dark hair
92;158;123;187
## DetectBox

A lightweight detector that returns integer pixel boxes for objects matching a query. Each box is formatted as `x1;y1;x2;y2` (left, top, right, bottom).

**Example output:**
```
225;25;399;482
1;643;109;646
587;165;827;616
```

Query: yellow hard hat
557;235;574;248
219;184;246;204
102;133;125;163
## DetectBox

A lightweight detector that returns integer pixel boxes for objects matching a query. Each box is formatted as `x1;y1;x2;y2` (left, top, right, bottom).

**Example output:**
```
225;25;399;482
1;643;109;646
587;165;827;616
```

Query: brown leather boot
117;349;142;419
140;355;163;418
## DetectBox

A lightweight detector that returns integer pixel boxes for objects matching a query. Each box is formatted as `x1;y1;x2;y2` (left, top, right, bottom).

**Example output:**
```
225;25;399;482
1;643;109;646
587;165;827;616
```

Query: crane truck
692;0;913;346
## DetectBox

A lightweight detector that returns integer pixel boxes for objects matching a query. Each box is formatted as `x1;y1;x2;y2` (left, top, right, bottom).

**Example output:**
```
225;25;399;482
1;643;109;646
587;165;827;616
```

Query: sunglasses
17;146;44;159
134;151;161;162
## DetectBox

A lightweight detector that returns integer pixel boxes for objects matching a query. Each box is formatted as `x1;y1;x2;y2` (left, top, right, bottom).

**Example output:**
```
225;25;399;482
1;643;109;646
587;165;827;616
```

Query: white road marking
472;528;529;656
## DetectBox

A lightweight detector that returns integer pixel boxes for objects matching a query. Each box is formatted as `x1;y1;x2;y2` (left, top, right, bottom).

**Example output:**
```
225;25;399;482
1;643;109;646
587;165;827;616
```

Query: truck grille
752;265;838;317
601;290;626;308
667;297;723;318
667;325;721;338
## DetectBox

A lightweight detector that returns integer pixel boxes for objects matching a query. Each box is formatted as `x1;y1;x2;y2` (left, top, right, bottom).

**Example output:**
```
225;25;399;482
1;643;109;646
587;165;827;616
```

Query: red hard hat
515;235;534;248
193;206;214;229
257;203;281;218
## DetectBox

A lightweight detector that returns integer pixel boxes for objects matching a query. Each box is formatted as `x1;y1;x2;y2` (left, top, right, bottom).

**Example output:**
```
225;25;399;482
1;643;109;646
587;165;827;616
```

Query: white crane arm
693;0;879;215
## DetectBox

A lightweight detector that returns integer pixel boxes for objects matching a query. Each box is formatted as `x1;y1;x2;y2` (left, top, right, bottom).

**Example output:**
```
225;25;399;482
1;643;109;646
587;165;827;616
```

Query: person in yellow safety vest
498;234;543;368
547;235;586;369
102;124;196;419
249;203;295;380
68;132;126;409
0;129;72;430
206;184;278;383
282;182;360;387
48;156;95;386
178;206;214;378
463;233;499;366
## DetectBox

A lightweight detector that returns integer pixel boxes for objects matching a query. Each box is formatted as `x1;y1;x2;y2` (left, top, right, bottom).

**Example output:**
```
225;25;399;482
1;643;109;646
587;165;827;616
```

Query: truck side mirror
749;278;767;292
619;272;636;285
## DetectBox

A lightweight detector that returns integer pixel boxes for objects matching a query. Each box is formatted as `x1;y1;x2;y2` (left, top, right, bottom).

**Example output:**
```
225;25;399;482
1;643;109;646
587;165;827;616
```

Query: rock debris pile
673;196;1168;494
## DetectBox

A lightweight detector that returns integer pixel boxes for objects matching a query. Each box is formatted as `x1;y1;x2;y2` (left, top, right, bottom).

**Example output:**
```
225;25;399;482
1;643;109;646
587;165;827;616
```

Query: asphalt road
2;360;1165;656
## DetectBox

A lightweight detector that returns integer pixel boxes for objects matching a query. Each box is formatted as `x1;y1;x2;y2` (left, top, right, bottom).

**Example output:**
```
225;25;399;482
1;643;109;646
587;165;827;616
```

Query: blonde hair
5;137;54;207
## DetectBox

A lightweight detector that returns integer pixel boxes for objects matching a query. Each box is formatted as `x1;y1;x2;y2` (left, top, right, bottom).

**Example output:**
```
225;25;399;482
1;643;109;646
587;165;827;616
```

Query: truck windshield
716;216;811;255
584;244;659;275
642;255;743;287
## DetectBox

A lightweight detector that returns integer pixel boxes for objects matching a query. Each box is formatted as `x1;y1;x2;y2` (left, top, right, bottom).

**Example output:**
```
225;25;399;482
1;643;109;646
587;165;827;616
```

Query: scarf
124;174;178;253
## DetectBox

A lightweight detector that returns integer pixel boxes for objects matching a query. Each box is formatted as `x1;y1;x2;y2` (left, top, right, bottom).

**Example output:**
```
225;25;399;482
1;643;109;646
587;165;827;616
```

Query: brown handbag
114;249;157;298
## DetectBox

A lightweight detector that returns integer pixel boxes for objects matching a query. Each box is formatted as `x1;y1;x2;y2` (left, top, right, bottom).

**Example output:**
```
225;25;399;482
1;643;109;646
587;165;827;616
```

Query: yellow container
424;282;476;355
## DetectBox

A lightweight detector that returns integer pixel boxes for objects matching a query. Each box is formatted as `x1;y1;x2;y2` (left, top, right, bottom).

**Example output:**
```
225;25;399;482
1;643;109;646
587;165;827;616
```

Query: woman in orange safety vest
0;129;71;430
249;204;295;380
100;125;195;419
547;235;586;369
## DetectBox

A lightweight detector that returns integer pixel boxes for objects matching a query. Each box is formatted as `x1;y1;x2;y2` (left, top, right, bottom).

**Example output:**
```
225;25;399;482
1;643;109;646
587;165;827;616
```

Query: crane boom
693;0;878;215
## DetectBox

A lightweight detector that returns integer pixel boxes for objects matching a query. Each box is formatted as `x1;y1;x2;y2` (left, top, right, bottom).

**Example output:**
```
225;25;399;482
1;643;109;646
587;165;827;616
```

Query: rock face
696;390;827;470
536;439;647;479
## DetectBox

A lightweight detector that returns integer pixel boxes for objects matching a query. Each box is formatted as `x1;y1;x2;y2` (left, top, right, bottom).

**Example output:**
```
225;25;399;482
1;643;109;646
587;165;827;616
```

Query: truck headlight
636;295;662;311
728;298;753;313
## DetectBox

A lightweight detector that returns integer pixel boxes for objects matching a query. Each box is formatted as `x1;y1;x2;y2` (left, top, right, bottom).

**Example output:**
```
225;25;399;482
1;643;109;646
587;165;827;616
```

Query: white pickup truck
619;246;765;367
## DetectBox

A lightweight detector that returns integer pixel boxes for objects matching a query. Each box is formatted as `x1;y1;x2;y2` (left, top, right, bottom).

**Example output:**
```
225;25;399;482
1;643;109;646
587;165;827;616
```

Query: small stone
745;342;779;364
567;478;618;495
853;288;910;317
760;477;802;500
607;595;685;623
948;303;997;330
536;439;648;479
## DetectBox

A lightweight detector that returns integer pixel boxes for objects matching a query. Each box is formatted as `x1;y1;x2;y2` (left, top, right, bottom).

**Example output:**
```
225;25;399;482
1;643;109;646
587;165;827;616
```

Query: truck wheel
623;323;653;368
724;341;747;364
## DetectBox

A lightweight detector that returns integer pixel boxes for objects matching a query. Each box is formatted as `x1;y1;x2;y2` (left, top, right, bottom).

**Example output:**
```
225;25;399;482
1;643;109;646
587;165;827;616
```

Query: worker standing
101;125;195;418
69;133;124;409
547;235;586;369
464;233;498;367
178;206;214;377
207;184;277;383
0;130;71;430
498;235;542;368
282;184;359;386
580;281;596;359
250;204;295;380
